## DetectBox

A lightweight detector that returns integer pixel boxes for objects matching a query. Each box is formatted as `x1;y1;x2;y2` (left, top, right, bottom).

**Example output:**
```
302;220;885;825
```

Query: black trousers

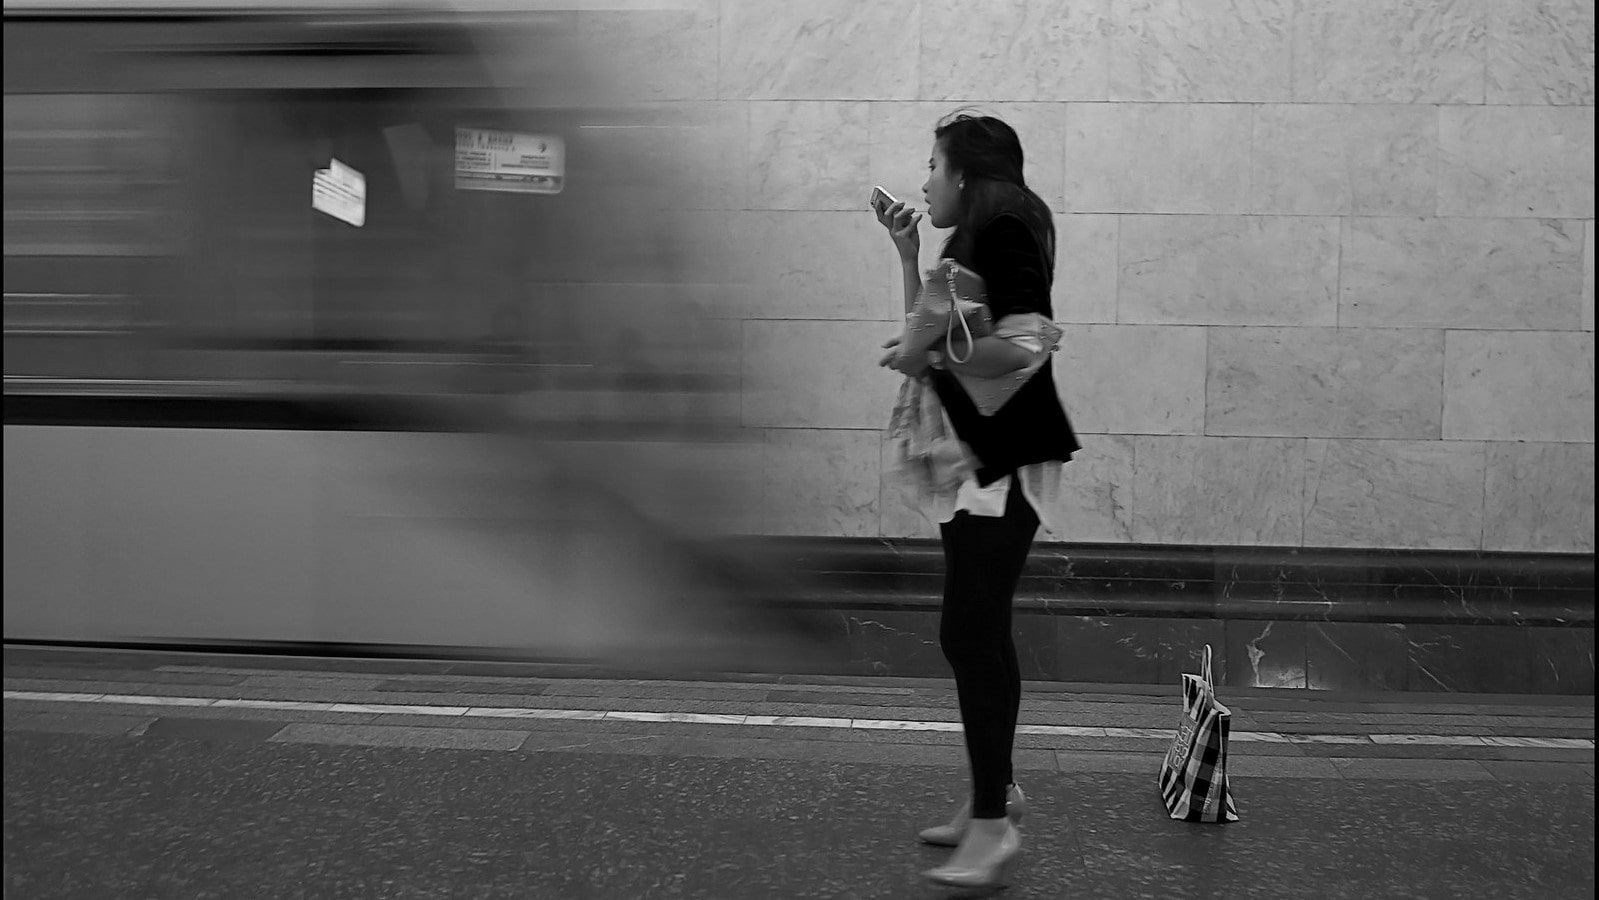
938;480;1040;820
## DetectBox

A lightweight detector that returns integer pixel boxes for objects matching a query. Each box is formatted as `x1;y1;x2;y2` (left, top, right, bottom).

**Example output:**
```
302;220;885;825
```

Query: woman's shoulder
975;186;1051;249
975;212;1038;247
973;212;1049;269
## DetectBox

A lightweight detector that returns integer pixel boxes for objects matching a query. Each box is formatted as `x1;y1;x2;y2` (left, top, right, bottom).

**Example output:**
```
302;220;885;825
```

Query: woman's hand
879;333;929;376
874;200;921;263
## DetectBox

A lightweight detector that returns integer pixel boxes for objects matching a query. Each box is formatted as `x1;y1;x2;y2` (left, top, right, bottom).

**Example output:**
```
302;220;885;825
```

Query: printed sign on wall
312;158;365;227
455;127;565;194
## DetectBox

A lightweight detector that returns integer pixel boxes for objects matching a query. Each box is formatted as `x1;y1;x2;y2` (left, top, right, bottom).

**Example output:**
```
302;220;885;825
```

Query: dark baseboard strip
737;537;1595;628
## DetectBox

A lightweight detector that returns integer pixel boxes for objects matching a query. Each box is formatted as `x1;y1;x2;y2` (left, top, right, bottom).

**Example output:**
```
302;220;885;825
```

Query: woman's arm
900;259;922;314
938;334;1033;378
874;200;932;375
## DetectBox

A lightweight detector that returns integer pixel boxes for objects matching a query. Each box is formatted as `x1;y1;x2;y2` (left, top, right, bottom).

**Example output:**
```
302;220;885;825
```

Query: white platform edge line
3;691;1592;748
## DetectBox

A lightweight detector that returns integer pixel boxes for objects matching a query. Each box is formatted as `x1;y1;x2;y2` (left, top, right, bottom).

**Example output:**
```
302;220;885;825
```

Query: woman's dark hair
934;111;1055;274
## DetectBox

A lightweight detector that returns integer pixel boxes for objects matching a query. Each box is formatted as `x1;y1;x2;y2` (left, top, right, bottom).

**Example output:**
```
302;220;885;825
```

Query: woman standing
877;112;1080;889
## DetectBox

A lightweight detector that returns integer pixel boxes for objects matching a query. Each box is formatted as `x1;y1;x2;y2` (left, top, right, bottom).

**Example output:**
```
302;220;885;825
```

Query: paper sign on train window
455;127;564;195
312;159;366;227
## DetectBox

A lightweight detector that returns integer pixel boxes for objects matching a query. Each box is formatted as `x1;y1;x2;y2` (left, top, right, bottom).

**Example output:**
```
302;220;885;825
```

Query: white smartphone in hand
869;185;897;216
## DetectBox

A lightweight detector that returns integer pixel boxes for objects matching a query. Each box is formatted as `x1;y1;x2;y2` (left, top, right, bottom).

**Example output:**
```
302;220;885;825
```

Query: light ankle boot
917;783;1026;847
922;817;1022;889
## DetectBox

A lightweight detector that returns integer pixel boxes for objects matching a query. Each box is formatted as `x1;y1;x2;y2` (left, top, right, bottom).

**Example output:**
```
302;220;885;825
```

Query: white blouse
926;462;1064;536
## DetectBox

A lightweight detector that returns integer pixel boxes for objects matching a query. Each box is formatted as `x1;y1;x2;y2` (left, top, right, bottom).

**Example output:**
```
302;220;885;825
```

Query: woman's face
922;140;962;229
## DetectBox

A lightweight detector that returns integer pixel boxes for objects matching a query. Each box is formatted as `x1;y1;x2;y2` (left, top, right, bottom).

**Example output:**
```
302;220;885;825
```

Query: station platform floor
4;644;1594;898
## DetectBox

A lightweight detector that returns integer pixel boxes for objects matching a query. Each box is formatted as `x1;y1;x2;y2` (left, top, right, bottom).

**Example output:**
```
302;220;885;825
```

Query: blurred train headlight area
3;1;839;675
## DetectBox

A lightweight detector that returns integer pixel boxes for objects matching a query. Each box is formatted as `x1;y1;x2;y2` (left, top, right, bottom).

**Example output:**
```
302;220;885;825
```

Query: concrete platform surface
4;645;1594;899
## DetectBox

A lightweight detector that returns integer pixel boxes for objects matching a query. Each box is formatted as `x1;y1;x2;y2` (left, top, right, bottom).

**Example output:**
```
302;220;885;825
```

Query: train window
3;94;181;258
3;94;183;384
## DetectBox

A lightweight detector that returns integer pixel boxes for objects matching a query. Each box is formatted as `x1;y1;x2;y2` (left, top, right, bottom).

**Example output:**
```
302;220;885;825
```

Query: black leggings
938;481;1039;820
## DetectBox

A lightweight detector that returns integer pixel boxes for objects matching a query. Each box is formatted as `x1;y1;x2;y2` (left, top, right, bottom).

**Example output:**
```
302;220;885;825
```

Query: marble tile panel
1153;620;1231;687
760;428;883;537
1341;218;1585;330
1406;624;1535;694
748;102;871;210
1118;215;1339;326
920;0;1110;101
1524;627;1597;695
1129;436;1305;546
1063;103;1253;214
1302;439;1487;551
1292;0;1487;103
621;102;749;210
1056;617;1160;684
1585;221;1595;332
1487;0;1596;105
1034;434;1137;544
1438;106;1595;218
1054;325;1205;435
1483;442;1596;553
1207;328;1446;439
1015;614;1064;682
1213;577;1353;623
733;211;903;321
658;213;759;298
1222;620;1306;689
878;429;942;540
1373;583;1520;627
741;319;899;429
1055;214;1118;324
1108;0;1292;102
578;7;718;102
834;608;945;678
1250;105;1436;216
1306;622;1409;692
718;0;919;100
867;101;1068;218
1442;330;1595;442
693;435;766;536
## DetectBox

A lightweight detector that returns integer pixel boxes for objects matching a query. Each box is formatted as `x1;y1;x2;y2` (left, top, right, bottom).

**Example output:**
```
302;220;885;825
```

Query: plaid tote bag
1158;644;1240;823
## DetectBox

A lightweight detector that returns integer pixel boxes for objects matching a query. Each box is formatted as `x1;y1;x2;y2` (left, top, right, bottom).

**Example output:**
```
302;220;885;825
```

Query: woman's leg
992;484;1038;798
939;483;1039;819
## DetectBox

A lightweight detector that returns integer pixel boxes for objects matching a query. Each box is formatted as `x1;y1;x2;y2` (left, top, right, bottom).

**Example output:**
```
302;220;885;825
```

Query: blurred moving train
3;1;809;670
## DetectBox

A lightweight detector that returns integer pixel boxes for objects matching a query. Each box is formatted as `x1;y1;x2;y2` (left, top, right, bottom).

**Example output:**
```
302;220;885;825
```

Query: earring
959;181;965;189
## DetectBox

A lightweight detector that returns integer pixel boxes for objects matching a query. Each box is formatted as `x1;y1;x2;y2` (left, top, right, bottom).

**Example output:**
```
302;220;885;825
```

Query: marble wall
613;0;1595;553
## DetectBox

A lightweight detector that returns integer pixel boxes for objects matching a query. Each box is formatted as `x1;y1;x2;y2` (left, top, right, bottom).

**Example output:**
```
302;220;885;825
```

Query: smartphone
869;185;897;216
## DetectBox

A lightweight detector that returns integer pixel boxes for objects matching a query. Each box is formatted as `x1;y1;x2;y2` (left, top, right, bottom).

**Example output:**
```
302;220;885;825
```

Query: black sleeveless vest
929;201;1080;485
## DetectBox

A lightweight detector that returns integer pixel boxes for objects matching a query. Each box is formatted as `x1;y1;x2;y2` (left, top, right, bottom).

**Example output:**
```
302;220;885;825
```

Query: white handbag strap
943;262;976;364
1201;644;1214;684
